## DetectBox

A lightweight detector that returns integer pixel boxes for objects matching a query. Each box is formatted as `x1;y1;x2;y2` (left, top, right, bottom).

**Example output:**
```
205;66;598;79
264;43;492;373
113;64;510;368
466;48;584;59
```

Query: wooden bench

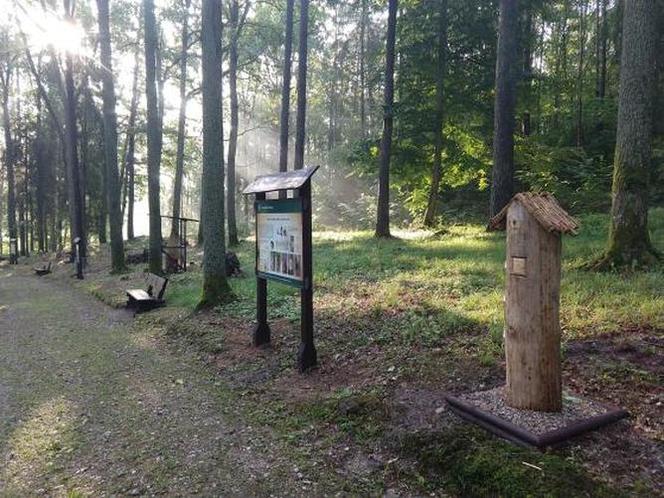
33;261;52;276
126;273;168;313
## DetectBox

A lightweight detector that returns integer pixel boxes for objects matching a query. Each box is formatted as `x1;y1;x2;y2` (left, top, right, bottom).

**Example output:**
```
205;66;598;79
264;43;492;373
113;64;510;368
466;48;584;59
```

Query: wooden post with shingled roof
490;192;579;412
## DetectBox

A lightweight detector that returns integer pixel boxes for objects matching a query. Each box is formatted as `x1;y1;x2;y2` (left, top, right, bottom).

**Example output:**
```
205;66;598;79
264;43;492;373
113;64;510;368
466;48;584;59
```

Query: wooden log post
504;201;562;411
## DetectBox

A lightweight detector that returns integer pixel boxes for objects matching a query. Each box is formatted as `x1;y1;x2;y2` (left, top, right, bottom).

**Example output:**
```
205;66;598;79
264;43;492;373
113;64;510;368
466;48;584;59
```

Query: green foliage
515;139;613;211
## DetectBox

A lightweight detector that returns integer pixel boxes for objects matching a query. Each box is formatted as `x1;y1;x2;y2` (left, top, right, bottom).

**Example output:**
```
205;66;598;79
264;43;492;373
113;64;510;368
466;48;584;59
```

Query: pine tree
198;0;233;308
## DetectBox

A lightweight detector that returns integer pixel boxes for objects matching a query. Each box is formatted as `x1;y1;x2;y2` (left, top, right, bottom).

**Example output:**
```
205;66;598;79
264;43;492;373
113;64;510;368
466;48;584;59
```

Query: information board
256;198;304;287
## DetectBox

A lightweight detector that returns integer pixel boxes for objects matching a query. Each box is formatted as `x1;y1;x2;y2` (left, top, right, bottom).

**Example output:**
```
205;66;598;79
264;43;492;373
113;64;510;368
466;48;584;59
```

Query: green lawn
73;209;663;496
169;208;664;353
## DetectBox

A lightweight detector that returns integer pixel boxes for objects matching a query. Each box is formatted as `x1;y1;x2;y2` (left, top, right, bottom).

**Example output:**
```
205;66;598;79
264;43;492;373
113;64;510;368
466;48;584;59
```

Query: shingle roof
489;192;579;235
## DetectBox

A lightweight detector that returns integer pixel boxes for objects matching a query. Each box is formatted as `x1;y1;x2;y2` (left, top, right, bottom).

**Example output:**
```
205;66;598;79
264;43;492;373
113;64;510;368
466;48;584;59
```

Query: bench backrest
146;273;168;300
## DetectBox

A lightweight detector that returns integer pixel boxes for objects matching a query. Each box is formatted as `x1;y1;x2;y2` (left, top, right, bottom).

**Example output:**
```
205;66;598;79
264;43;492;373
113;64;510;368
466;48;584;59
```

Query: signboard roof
243;165;319;194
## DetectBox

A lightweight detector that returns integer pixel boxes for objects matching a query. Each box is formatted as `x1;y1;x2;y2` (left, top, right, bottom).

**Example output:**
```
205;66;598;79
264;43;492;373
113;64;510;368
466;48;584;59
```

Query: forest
0;0;663;496
0;0;661;267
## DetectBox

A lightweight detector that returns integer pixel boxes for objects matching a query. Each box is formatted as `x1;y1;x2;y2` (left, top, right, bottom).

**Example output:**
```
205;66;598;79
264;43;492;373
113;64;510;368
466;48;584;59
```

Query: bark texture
199;0;233;308
122;48;140;241
1;66;17;248
64;53;86;272
97;0;126;272
227;0;240;246
279;0;295;173
293;0;309;171
278;0;295;200
423;0;448;227
170;0;191;240
375;0;397;238
592;0;659;268
144;0;163;274
489;0;519;219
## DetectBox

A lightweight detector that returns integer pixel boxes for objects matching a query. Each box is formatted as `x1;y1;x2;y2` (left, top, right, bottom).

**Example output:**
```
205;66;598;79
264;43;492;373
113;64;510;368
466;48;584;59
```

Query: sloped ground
2;212;663;496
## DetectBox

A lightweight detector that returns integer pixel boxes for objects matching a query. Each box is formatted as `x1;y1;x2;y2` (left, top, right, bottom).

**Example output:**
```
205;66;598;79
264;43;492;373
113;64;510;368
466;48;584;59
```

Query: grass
156;209;664;496
169;208;664;355
15;208;661;496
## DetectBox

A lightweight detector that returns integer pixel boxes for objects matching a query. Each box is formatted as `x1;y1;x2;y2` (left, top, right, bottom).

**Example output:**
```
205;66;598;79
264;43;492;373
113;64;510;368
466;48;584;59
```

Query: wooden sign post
243;166;319;372
446;192;627;448
489;193;579;412
9;238;18;265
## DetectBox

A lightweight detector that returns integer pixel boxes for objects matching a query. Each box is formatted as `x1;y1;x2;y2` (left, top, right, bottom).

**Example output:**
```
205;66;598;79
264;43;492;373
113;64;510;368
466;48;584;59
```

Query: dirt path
0;270;295;496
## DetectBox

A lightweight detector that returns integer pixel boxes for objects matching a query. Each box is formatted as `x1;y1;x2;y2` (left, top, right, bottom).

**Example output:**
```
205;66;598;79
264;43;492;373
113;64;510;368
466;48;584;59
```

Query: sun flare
15;2;88;57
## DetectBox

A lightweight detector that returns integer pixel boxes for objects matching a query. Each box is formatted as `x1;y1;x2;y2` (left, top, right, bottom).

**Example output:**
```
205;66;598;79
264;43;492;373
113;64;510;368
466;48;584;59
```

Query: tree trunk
576;0;587;146
359;0;367;138
62;1;86;276
227;0;240;246
97;0;126;272
521;4;533;136
278;0;295;179
597;0;608;99
34;100;48;253
591;0;659;269
375;0;397;238
552;0;570;130
18;176;26;256
293;0;309;171
122;43;140;241
199;0;233;307
144;0;163;274
489;0;519;219
423;0;448;228
170;0;191;241
64;53;86;271
1;66;17;250
79;89;105;246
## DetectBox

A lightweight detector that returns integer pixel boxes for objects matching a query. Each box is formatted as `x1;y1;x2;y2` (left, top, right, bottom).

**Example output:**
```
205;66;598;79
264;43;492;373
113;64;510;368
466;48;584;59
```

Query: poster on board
256;198;304;287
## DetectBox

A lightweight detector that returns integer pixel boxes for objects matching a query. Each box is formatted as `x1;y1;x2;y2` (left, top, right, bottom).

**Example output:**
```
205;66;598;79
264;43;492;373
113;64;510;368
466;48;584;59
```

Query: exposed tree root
582;246;661;272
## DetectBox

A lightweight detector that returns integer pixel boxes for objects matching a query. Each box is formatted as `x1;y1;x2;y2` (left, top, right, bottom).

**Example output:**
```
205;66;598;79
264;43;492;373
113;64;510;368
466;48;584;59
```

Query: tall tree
359;0;367;138
489;0;519;219
575;0;588;146
97;0;126;272
293;0;309;171
590;0;659;269
423;0;448;227
595;0;608;99
0;60;17;252
63;0;86;276
375;0;397;237
143;0;162;274
170;0;191;241
121;44;140;241
520;3;533;136
227;0;248;246
278;0;295;193
199;0;233;307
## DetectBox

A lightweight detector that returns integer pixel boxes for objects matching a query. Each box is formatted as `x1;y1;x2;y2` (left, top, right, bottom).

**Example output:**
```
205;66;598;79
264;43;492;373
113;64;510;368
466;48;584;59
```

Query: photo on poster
256;200;304;284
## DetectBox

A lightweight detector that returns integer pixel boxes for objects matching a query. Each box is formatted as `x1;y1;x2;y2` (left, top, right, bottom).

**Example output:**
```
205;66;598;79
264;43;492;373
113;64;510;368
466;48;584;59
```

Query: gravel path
0;269;295;496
